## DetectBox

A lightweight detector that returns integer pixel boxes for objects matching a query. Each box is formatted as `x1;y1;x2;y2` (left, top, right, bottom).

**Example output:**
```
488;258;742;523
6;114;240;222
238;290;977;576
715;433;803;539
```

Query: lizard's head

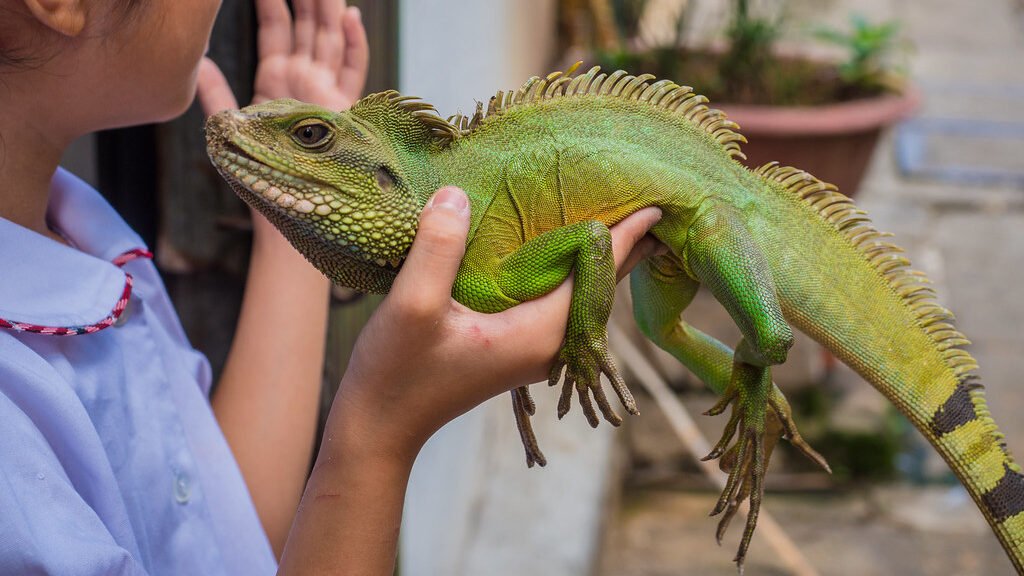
205;98;422;293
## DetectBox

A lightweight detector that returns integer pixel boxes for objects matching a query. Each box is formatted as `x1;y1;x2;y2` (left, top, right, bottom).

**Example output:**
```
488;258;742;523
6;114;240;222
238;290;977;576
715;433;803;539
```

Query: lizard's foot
701;381;768;569
702;378;829;569
547;333;638;428
511;386;546;467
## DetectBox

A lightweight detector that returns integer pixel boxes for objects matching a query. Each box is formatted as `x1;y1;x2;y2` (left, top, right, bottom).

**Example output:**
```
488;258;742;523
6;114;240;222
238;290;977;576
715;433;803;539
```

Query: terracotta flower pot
717;87;921;196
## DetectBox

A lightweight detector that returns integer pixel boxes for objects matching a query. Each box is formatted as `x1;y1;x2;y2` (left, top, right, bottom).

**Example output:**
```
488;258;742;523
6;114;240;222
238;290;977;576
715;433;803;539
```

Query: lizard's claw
768;385;831;473
548;335;638;428
702;378;828;570
702;383;769;570
511;386;546;467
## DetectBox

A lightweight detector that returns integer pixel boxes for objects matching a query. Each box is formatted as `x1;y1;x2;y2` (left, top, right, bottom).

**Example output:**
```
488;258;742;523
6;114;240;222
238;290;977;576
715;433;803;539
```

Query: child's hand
197;0;369;244
322;187;665;463
197;0;369;115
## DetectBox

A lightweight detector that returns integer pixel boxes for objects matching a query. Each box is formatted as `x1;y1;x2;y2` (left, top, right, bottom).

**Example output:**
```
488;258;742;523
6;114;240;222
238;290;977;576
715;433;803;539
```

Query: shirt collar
0;168;152;335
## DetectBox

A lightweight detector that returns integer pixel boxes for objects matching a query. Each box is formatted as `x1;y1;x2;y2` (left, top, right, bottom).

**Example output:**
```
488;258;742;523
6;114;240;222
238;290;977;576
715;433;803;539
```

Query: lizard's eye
291;121;333;148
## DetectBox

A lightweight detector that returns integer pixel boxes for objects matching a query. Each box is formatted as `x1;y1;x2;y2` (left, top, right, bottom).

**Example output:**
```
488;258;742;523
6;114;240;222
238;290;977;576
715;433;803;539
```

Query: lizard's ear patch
375;166;395;191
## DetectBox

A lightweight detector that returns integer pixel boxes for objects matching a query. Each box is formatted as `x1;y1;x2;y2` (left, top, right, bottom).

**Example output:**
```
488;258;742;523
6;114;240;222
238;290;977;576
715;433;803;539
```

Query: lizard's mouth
213;152;408;278
205;110;333;212
211;143;322;213
207;143;407;272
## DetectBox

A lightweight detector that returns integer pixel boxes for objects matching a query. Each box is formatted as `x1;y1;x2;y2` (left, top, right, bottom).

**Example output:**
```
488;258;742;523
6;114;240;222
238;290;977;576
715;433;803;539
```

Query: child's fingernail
427;187;469;214
350;6;361;20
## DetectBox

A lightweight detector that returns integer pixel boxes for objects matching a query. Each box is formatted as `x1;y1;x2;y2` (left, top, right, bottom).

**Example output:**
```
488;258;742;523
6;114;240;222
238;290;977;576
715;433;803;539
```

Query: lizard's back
433;69;758;253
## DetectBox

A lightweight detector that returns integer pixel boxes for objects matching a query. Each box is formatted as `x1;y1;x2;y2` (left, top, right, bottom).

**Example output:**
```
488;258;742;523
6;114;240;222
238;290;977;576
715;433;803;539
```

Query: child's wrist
309;428;415;491
320;379;427;468
249;210;330;282
249;211;288;248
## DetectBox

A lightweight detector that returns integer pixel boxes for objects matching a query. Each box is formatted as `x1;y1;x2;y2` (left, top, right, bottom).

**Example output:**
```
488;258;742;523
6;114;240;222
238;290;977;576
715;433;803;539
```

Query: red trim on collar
112;248;153;267
0;248;151;336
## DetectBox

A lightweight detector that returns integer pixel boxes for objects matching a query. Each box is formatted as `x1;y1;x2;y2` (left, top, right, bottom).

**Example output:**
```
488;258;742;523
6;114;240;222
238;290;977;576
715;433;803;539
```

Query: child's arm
196;0;369;557
278;188;663;575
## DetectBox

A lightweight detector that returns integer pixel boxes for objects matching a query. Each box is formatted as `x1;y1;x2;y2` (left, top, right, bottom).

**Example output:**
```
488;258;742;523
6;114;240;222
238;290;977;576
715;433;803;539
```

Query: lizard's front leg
453;220;636;467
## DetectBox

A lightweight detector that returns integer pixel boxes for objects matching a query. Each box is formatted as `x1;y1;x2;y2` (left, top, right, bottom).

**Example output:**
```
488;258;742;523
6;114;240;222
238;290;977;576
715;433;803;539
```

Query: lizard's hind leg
685;203;829;568
631;209;827;570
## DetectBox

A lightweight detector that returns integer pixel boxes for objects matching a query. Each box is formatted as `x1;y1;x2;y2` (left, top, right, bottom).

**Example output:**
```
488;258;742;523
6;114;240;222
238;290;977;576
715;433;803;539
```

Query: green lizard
205;64;1024;572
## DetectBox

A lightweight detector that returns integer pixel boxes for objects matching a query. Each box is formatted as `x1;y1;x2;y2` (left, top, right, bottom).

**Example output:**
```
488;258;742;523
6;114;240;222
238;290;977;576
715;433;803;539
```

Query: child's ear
21;0;86;37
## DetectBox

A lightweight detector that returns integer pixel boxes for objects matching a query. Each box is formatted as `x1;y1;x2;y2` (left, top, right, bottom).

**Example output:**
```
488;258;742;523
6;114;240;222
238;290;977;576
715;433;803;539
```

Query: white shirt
0;169;276;575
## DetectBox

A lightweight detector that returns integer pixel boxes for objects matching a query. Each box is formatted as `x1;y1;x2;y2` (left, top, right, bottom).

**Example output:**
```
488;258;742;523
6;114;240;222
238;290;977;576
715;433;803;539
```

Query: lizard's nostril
204;111;244;147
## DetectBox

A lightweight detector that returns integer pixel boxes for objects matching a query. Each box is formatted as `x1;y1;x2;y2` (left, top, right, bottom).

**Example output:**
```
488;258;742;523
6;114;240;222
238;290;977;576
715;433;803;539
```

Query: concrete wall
397;2;619;575
398;0;557;117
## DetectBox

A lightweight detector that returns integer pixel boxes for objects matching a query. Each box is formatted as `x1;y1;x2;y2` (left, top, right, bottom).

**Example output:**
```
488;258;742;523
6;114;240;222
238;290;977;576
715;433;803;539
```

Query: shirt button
174;471;192;504
113;298;132;327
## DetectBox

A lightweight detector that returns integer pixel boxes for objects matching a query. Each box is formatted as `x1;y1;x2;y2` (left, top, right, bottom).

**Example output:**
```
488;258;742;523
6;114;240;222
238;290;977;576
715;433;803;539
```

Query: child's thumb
389;187;471;319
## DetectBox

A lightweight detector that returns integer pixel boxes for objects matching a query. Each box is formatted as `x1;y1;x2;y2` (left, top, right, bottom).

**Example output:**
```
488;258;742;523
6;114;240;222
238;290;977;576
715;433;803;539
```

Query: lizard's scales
206;64;1024;573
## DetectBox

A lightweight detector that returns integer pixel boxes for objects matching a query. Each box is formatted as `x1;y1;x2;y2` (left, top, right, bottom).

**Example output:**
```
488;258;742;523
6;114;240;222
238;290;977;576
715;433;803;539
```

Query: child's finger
256;0;292;59
292;0;316;56
388;187;470;323
196;57;239;117
338;6;369;100
609;207;662;274
314;0;345;70
616;235;669;282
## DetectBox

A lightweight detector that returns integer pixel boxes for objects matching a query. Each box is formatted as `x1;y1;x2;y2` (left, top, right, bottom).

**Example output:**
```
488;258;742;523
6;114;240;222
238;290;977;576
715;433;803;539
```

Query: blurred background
61;0;1024;574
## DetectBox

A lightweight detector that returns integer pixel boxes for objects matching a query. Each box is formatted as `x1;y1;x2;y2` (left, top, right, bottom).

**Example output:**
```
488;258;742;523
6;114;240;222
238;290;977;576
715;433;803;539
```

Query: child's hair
0;0;143;70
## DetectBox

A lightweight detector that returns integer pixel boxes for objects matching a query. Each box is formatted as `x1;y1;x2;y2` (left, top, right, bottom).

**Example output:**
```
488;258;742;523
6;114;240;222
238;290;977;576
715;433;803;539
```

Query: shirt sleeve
0;360;150;576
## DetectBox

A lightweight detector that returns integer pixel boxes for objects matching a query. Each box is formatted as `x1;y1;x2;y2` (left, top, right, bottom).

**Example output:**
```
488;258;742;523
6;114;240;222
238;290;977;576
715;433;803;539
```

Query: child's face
3;0;223;133
94;0;223;126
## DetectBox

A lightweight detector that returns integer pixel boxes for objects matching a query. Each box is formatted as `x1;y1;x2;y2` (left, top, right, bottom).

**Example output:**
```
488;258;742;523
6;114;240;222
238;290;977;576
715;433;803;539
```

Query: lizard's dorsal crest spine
757;161;1012;457
353;90;463;144
387;62;748;160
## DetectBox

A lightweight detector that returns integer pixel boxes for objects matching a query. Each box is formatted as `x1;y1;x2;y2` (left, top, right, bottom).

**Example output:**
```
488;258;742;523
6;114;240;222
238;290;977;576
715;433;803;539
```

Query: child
0;0;662;574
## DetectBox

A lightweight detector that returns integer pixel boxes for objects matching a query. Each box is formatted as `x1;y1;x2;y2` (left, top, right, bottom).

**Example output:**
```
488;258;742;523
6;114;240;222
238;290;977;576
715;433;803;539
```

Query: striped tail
929;376;1024;574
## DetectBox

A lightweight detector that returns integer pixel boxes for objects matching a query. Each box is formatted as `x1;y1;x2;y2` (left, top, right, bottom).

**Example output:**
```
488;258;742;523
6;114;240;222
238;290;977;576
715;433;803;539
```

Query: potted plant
576;0;919;195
